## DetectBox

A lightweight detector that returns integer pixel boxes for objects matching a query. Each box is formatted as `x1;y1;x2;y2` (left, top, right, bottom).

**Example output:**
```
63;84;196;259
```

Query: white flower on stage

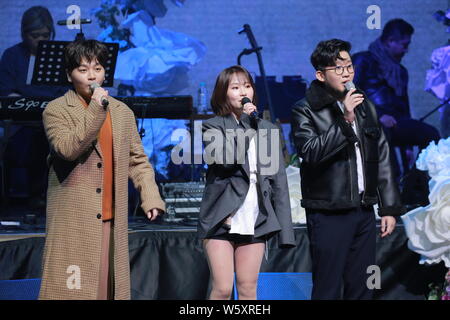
416;139;450;189
286;165;306;224
425;45;449;101
113;10;206;95
402;137;450;267
95;4;206;96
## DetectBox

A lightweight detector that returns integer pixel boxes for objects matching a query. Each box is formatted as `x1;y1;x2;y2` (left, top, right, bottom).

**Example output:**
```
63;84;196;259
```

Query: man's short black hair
310;39;352;71
381;19;414;42
64;40;109;74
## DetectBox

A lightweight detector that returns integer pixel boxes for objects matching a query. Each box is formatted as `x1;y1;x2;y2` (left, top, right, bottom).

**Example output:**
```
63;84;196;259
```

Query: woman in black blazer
198;65;295;300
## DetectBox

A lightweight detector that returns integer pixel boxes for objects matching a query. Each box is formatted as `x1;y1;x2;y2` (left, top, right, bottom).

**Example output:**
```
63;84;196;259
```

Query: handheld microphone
89;82;109;110
344;81;362;94
241;97;258;119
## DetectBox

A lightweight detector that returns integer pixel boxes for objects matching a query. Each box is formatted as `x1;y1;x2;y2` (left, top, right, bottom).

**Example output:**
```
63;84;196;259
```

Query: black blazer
197;113;296;248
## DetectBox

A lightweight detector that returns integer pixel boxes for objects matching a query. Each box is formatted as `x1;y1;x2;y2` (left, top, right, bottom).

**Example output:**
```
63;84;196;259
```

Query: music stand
31;41;119;87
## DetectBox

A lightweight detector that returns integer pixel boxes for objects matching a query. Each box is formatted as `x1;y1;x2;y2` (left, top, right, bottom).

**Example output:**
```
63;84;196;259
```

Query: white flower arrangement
286;165;306;224
402;137;450;268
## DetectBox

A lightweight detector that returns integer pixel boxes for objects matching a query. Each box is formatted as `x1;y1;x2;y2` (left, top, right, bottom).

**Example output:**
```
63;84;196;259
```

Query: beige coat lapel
109;98;122;170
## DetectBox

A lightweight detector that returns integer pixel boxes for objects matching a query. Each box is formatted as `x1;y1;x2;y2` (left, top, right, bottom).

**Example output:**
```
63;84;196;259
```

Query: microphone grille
89;82;100;93
344;81;356;91
241;97;252;106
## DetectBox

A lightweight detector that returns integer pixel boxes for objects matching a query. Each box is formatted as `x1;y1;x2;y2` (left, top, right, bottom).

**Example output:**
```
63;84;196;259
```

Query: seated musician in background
0;6;66;97
352;19;440;178
0;6;67;209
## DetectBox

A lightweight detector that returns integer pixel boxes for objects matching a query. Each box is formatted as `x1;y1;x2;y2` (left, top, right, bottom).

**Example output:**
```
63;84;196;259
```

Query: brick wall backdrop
0;0;447;130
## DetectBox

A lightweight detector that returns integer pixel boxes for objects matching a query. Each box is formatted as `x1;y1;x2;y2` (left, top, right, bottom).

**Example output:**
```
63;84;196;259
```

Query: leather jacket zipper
349;152;354;202
359;136;367;204
356;117;367;205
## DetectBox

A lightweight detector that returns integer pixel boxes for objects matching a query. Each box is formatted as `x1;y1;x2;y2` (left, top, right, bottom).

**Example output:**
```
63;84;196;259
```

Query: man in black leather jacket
291;39;405;300
352;19;440;176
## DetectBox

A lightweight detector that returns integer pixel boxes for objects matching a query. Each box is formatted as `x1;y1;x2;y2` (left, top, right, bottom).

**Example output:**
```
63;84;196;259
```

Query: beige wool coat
39;90;165;300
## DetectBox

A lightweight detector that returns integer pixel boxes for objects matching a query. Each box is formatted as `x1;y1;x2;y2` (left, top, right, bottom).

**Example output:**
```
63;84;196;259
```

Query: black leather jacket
291;80;405;216
352;51;411;120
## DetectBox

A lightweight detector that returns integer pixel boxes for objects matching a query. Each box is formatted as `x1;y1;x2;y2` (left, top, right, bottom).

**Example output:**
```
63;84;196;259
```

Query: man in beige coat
39;40;165;300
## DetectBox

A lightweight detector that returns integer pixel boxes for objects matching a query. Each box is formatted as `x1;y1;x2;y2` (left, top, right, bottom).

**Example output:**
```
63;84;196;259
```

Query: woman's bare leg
203;239;235;300
234;242;265;300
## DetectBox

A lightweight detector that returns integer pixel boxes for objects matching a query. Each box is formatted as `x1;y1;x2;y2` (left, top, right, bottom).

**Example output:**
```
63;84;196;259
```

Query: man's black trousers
306;204;376;300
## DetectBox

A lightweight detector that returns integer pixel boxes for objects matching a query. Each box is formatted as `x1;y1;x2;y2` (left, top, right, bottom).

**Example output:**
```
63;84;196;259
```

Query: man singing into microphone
291;39;405;300
39;40;165;300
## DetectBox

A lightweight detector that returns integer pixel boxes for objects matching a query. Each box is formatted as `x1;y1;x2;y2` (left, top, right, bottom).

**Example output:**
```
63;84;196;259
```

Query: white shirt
230;121;259;235
337;101;365;194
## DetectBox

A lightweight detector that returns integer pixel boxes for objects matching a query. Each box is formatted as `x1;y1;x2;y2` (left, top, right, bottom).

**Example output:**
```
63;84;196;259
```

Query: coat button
97;162;102;168
263;191;268;197
97;213;102;219
96;188;101;194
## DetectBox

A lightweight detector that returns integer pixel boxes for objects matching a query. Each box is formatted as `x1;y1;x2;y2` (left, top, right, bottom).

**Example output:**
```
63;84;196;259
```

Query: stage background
0;0;448;300
0;0;447;130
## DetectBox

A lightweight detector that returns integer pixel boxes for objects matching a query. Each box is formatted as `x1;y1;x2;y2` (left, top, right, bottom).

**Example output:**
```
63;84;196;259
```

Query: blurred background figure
353;19;441;178
0;5;66;97
0;6;67;210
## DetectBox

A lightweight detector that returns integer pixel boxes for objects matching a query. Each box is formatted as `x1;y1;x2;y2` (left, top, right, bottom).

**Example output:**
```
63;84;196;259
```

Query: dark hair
310;39;352;71
21;6;55;40
64;40;109;74
210;65;258;116
381;19;414;42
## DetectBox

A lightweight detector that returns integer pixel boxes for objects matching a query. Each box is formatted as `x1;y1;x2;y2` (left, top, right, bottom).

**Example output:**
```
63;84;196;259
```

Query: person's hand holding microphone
241;97;258;118
343;81;364;123
90;82;109;110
